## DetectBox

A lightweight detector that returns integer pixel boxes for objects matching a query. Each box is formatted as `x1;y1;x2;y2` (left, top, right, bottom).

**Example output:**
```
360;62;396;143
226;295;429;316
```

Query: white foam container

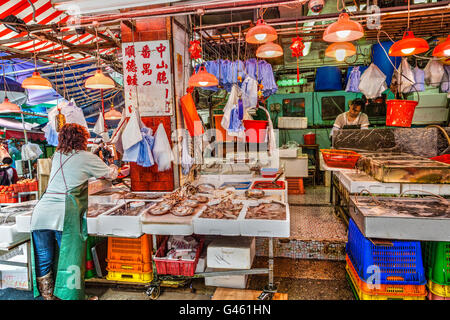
96;202;144;238
278;148;299;158
239;201;290;238
400;183;450;196
204;267;248;289
206;236;255;269
339;170;401;194
0;224;28;248
277;117;308;129
280;155;308;177
192;200;246;236
15;212;32;233
141;218;194;236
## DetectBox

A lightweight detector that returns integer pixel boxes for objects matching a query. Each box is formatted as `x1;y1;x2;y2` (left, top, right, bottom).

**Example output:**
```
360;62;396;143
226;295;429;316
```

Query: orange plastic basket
106;259;152;273
321;149;361;169
107;234;152;263
346;254;427;297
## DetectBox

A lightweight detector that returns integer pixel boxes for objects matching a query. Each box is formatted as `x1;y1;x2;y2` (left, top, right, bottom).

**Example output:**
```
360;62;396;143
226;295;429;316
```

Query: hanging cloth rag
345;66;361;93
240;76;258;110
227;105;245;138
136;127;155;167
152;123;174;172
221;84;240;132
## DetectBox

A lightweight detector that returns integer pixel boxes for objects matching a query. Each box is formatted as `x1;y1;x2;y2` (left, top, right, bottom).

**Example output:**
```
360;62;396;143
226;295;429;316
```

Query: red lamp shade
325;42;356;61
388;31;429;56
104;104;122;120
433;35;450;57
323;13;364;42
188;66;219;87
0;98;21;113
256;42;284;59
21;71;52;90
245;19;278;44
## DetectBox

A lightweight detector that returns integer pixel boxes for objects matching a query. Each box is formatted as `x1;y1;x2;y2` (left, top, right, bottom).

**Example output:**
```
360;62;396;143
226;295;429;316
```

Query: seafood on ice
199;199;243;220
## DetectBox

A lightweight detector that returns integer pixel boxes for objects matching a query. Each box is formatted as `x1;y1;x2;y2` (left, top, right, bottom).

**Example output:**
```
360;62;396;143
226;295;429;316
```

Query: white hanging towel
152;123;174;172
121;108;143;151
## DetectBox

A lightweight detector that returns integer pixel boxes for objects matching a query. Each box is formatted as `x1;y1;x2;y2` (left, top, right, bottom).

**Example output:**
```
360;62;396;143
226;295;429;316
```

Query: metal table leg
258;237;277;300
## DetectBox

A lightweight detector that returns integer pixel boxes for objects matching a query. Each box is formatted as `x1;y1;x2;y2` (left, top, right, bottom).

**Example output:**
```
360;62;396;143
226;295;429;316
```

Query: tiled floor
288;186;332;206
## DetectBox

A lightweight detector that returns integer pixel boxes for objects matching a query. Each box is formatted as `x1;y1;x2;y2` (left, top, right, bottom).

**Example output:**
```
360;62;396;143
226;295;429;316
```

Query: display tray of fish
105;201;153;216
245;202;287;220
198;200;244;220
87;204;117;218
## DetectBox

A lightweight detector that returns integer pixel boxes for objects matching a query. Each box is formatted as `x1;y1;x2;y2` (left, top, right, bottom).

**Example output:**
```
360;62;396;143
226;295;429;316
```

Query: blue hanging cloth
345;66;361;93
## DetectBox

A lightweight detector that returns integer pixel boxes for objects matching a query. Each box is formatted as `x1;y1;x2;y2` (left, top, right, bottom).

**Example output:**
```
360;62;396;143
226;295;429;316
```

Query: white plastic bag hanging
121;108;143;151
409;66;425;92
358;63;387;99
93;112;106;136
181;134;194;175
21;143;43;161
424;58;445;87
396;57;415;93
441;65;450;93
152;123;174;172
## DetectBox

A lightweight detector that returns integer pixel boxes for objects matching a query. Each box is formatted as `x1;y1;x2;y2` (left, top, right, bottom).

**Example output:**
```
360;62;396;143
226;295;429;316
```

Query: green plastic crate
423;241;450;286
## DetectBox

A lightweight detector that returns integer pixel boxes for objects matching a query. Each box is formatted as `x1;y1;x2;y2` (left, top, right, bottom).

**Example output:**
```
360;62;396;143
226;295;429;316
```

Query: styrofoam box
249;178;288;203
280;155;308;177
401;183;450;196
206;236;255;269
96;201;144;238
192;200;247;236
141;219;194;236
277;117;308;129
204;267;248;289
0;224;28;248
339;170;401;194
196;174;254;189
278;148;300;158
240;201;290;238
15;212;32;233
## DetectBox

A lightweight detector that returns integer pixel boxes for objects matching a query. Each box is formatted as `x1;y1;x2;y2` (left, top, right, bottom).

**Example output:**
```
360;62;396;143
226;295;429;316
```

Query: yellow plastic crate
106;270;153;284
428;280;450;297
346;264;426;300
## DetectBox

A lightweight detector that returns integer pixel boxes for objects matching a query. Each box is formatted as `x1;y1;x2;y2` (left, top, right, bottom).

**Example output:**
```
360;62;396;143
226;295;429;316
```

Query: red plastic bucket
386;100;418;127
303;133;316;145
243;120;268;143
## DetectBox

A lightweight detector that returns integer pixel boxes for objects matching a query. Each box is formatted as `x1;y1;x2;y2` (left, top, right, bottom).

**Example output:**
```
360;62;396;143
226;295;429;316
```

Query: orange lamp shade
188;66;219;87
388;31;429;56
245;19;278;44
104;107;122;120
433;35;450;57
256;42;284;59
0;98;21;113
85;69;115;89
323;13;364;42
21;71;52;90
325;42;356;61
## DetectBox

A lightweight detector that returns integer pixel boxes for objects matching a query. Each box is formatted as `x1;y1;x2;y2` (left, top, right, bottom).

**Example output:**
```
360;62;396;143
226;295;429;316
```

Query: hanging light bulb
388;31;429;57
256;42;283;58
0;97;21;113
188;66;219;87
323;13;364;42
325;42;356;61
245;19;278;44
433;35;450;57
104;103;122;120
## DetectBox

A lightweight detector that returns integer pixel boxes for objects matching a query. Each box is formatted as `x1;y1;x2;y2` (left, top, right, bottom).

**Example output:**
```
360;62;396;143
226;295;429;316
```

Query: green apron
30;152;89;300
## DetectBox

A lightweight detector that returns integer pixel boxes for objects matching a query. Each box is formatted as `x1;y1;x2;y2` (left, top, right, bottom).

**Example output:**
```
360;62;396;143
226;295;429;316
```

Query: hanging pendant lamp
0;97;21;113
323;13;364;42
22;71;52;90
433;35;450;57
325;42;356;62
388;31;429;57
85;69;115;89
256;42;283;59
104;103;122;120
188;66;219;87
246;19;278;44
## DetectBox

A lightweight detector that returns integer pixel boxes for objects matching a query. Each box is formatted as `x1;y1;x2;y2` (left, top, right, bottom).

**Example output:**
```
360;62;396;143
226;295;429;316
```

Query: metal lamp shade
21;71;52;90
85;69;115;89
245;19;278;44
388;31;429;56
256;42;284;59
188;66;219;87
323;13;364;42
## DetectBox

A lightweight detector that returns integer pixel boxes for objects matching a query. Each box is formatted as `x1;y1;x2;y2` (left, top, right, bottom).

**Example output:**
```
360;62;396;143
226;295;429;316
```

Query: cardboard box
204;268;248;289
206;237;255;269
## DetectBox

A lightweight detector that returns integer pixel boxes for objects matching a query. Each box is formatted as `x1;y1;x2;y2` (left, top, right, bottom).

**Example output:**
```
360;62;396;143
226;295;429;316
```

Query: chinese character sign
122;41;173;116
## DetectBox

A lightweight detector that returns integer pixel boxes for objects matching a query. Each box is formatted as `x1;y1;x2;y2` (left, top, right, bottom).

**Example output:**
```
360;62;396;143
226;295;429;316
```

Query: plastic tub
243;120;268;143
386;100;418;127
321;149;361;169
252;180;285;190
261;168;279;178
430;154;450;165
303;133;316;145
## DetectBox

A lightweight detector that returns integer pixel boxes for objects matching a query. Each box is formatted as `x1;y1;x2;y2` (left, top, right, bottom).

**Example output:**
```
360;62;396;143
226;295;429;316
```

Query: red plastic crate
154;236;204;277
321;149;361;169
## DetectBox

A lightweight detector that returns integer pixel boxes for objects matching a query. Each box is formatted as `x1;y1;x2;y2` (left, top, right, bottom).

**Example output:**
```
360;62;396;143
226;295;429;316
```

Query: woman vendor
330;98;370;138
30;123;118;300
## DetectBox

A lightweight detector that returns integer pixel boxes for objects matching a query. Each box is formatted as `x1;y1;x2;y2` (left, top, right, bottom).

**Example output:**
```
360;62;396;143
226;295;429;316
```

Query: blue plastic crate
346;219;426;286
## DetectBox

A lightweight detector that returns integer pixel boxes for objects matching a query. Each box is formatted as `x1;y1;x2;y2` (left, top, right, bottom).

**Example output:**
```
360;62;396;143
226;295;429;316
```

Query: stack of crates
345;219;427;300
105;234;153;283
423;241;450;300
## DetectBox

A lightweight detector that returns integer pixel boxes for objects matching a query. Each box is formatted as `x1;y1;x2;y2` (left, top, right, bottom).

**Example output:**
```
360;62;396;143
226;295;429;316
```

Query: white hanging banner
122;40;173;116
